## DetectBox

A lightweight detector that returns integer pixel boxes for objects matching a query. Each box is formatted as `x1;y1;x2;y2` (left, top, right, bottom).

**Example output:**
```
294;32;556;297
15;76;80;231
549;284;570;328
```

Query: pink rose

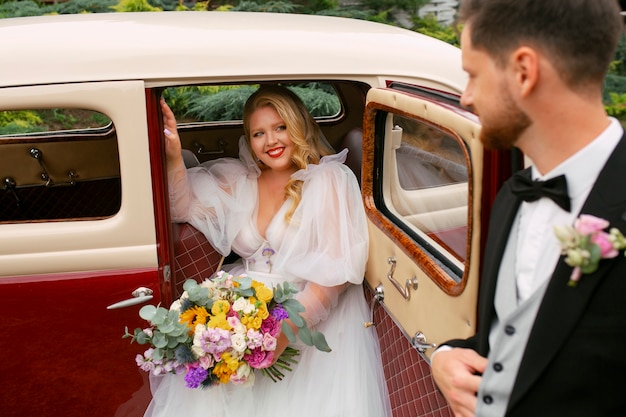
244;347;274;369
574;214;609;235
591;232;619;258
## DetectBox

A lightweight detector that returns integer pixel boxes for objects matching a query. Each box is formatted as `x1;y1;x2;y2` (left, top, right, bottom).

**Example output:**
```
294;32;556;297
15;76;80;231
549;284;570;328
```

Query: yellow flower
212;352;240;384
256;301;269;320
252;281;274;304
211;300;230;315
179;306;209;329
207;312;231;330
241;314;262;330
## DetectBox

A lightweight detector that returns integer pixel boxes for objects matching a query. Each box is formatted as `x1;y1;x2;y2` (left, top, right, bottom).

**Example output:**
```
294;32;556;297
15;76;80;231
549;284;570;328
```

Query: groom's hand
431;347;487;417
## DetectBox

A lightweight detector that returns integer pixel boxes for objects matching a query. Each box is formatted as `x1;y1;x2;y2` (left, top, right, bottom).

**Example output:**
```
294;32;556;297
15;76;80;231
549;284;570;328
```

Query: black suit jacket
445;135;626;416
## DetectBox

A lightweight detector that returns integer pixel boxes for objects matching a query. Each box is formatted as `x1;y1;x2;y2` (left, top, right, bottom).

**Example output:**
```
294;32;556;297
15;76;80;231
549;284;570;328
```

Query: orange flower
179;306;209;329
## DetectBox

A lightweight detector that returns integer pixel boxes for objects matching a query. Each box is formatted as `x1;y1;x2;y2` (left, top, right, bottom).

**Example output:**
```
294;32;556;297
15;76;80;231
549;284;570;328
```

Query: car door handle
386;256;418;300
106;287;154;310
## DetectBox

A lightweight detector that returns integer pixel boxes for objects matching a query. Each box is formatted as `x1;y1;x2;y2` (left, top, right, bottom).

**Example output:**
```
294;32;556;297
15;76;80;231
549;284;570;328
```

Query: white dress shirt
515;118;623;302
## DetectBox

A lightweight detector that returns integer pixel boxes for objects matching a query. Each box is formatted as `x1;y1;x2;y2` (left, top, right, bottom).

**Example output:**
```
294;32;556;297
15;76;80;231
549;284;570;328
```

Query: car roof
0;11;466;91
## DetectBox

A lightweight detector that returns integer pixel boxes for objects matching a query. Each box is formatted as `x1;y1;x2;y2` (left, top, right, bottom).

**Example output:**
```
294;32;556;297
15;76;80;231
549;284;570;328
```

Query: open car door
362;84;484;416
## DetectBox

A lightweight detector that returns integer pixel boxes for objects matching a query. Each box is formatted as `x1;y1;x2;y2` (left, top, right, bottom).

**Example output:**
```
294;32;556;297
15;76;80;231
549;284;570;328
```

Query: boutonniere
554;214;626;287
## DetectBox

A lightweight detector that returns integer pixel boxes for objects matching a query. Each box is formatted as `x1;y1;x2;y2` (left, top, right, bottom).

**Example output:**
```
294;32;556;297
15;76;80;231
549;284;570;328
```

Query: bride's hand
271;322;295;365
161;98;183;169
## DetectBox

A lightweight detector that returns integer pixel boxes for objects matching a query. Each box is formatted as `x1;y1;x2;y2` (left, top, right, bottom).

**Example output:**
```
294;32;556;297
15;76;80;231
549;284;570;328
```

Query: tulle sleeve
276;149;368;325
281;149;368;286
167;155;256;256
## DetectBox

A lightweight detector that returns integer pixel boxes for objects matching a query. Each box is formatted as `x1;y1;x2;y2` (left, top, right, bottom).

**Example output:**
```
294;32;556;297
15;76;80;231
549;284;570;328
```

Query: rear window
0;108;121;223
162;82;342;123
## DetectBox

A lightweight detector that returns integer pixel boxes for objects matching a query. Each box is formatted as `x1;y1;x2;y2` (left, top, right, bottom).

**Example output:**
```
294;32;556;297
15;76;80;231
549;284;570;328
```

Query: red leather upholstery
172;222;223;297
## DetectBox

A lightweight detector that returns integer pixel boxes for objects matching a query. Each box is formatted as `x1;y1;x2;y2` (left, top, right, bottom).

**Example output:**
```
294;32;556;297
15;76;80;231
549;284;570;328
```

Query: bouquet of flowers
124;271;330;388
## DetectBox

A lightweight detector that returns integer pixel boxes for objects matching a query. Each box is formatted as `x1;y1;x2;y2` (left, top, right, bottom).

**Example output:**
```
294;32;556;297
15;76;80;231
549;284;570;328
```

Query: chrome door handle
412;331;437;353
386;256;418;300
106;287;154;310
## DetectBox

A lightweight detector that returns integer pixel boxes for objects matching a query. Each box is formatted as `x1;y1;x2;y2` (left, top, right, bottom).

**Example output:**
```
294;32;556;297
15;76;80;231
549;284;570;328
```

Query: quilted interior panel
172;223;223;297
365;286;453;417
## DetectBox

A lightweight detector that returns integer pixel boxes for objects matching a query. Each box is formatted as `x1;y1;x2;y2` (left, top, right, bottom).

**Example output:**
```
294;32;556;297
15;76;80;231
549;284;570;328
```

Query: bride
147;85;391;417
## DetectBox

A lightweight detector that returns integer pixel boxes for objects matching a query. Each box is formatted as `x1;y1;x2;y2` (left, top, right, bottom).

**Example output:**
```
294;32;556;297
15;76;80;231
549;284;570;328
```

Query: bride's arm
162;98;193;222
296;281;349;327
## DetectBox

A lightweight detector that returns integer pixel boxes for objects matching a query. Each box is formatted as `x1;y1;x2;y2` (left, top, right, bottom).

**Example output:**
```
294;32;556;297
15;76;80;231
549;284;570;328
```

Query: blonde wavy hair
242;85;334;223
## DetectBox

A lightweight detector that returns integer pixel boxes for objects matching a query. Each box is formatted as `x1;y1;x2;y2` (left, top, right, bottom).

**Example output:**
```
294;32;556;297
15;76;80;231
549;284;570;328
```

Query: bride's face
249;105;296;172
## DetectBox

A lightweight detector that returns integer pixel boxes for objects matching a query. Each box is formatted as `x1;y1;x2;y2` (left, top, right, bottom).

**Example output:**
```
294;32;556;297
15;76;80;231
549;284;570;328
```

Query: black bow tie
510;170;571;212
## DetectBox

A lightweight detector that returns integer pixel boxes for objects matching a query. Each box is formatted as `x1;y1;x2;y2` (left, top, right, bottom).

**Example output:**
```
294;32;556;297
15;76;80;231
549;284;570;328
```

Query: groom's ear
509;46;539;98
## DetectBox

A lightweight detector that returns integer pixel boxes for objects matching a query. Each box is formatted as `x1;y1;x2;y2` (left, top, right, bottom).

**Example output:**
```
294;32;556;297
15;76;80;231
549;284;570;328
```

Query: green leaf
298;326;313;346
135;330;151;345
151;307;169;325
281;321;297;343
236;275;252;289
139;305;157;321
152;347;164;361
152;331;168;348
311;330;332;352
183;279;199;292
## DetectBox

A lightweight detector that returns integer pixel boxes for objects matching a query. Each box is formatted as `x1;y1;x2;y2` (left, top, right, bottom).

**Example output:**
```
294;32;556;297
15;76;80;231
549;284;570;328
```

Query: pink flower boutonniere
554;214;626;286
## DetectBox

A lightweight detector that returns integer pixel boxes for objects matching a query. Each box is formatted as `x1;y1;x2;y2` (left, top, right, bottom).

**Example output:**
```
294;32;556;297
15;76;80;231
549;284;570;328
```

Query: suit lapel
508;135;626;410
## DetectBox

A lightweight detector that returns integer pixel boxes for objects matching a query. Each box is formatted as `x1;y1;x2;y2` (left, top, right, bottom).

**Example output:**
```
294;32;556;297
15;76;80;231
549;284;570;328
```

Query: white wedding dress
145;138;391;417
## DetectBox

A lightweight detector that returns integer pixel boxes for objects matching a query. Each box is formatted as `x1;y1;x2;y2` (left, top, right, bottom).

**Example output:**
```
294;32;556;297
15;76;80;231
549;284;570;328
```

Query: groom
431;1;626;416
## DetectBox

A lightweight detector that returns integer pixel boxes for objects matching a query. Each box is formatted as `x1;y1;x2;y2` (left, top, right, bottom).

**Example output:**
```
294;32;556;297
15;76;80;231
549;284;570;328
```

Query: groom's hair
456;0;623;89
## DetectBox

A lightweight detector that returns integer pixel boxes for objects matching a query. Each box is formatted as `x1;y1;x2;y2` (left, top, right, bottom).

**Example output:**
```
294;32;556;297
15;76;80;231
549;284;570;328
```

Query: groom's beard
479;83;531;151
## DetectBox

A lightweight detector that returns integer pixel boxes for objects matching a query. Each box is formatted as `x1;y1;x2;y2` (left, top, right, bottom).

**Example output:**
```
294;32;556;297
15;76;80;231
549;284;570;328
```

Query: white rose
231;333;247;355
232;297;249;312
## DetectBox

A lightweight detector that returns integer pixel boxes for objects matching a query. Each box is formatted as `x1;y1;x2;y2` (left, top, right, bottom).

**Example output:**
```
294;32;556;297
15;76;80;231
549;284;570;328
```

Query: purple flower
184;366;208;389
270;304;289;321
198;327;232;359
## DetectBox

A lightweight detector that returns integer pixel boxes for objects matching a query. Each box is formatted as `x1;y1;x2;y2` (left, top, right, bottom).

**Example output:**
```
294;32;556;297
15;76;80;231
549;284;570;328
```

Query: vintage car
0;11;516;417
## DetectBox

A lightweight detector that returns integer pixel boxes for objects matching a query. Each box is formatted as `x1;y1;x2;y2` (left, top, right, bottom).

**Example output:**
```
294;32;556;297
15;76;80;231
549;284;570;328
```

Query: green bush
411;14;459;46
0;1;45;18
54;0;117;14
0;110;43;135
110;0;162;12
230;1;300;13
164;83;341;122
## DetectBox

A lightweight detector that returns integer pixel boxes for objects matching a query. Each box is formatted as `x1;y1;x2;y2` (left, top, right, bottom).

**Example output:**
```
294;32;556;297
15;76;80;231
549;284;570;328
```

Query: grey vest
475;219;549;417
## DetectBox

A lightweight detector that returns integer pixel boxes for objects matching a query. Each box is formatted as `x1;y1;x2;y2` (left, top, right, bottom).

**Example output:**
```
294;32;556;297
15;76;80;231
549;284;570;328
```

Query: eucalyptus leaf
139;305;157;321
135;331;151;345
167;337;181;349
236;276;252;289
283;305;305;327
152;332;168;348
298;326;313;346
281;321;297;343
151;307;169;325
311;330;332;352
152;347;164;361
183;279;199;292
282;298;305;313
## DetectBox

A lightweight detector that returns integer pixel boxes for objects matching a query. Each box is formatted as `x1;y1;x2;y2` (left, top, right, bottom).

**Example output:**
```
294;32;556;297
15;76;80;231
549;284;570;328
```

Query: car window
0;108;120;223
378;110;470;279
162;82;342;123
